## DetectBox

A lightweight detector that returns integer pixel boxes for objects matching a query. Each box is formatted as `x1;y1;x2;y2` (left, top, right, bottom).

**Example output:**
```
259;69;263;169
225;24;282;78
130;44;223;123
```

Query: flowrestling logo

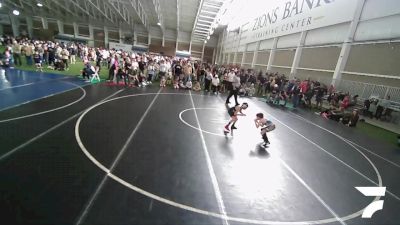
355;187;386;218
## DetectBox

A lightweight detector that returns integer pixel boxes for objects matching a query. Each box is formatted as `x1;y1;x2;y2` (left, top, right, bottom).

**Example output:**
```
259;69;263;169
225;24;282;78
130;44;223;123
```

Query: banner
109;42;133;52
237;0;358;45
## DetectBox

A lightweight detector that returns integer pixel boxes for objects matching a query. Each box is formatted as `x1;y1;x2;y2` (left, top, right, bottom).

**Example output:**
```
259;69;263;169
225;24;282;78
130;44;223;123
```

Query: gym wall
217;0;400;93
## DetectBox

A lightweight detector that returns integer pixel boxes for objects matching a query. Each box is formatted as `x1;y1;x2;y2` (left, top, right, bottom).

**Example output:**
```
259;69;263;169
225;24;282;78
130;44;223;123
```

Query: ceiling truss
3;0;223;47
191;0;224;43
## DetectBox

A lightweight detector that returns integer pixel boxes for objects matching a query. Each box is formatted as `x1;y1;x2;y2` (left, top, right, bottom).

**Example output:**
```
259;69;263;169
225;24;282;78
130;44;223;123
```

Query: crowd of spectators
1;35;373;127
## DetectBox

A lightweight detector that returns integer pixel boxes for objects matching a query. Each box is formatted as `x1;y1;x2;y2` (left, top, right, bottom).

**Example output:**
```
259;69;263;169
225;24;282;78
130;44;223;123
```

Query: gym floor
1;69;399;225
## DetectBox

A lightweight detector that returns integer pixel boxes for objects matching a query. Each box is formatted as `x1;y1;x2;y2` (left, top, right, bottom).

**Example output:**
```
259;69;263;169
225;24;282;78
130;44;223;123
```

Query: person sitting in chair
82;61;95;81
375;95;391;120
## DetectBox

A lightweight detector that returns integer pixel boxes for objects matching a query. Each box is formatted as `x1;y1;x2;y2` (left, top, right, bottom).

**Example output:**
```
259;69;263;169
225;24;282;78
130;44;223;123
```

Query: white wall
305;23;349;46
360;0;400;21
246;42;258;51
277;33;300;48
216;0;400;91
221;0;400;49
259;39;275;50
238;45;246;52
355;14;400;41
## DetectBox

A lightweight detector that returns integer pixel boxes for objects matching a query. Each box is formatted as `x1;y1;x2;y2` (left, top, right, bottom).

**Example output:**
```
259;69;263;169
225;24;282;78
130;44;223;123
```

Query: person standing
226;69;235;93
198;64;206;86
183;62;193;83
12;40;22;66
291;80;301;108
147;61;156;83
204;67;213;92
69;44;77;65
211;74;220;94
226;72;241;105
158;60;167;79
24;43;34;66
138;57;146;76
61;48;70;70
173;60;183;81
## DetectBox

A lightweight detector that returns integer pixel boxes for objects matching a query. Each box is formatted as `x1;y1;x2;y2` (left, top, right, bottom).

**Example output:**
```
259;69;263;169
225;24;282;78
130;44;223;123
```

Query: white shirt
132;61;139;70
232;76;241;89
159;63;167;72
186;81;193;89
166;62;171;71
102;50;109;59
212;77;220;86
227;72;235;82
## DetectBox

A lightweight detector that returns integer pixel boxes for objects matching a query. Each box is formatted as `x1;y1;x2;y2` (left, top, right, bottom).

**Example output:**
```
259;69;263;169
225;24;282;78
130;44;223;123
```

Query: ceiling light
210;30;214;35
204;40;207;44
207;36;210;40
13;10;20;16
37;3;43;7
0;3;2;8
157;22;161;26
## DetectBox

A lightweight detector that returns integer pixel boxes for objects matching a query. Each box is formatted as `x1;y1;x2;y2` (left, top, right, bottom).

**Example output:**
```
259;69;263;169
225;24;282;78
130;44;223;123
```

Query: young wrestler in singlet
224;103;248;132
254;113;275;148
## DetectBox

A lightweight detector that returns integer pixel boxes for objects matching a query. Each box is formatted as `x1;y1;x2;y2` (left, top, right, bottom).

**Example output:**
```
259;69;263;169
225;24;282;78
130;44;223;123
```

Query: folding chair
90;67;101;83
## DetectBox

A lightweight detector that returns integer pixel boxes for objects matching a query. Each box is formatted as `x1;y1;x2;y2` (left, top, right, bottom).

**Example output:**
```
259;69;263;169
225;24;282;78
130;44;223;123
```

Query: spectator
186;80;193;90
12;41;22;66
173;80;179;89
173;60;183;81
47;46;55;68
211;74;220;94
183;62;193;83
340;95;350;110
248;83;256;97
315;86;325;109
248;73;256;85
257;74;266;96
69;44;77;65
24;43;34;65
204;67;212;92
343;109;359;127
292;80;301;108
193;81;201;91
375;95;391;119
108;55;118;81
3;47;12;67
198;65;206;85
138;57;145;76
159;60;167;78
33;51;42;72
349;95;359;107
147;61;156;83
82;61;95;80
61;48;70;70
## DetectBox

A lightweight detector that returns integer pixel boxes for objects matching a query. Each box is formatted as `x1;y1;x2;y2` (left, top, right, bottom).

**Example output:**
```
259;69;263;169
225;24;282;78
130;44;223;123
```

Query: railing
336;79;400;105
